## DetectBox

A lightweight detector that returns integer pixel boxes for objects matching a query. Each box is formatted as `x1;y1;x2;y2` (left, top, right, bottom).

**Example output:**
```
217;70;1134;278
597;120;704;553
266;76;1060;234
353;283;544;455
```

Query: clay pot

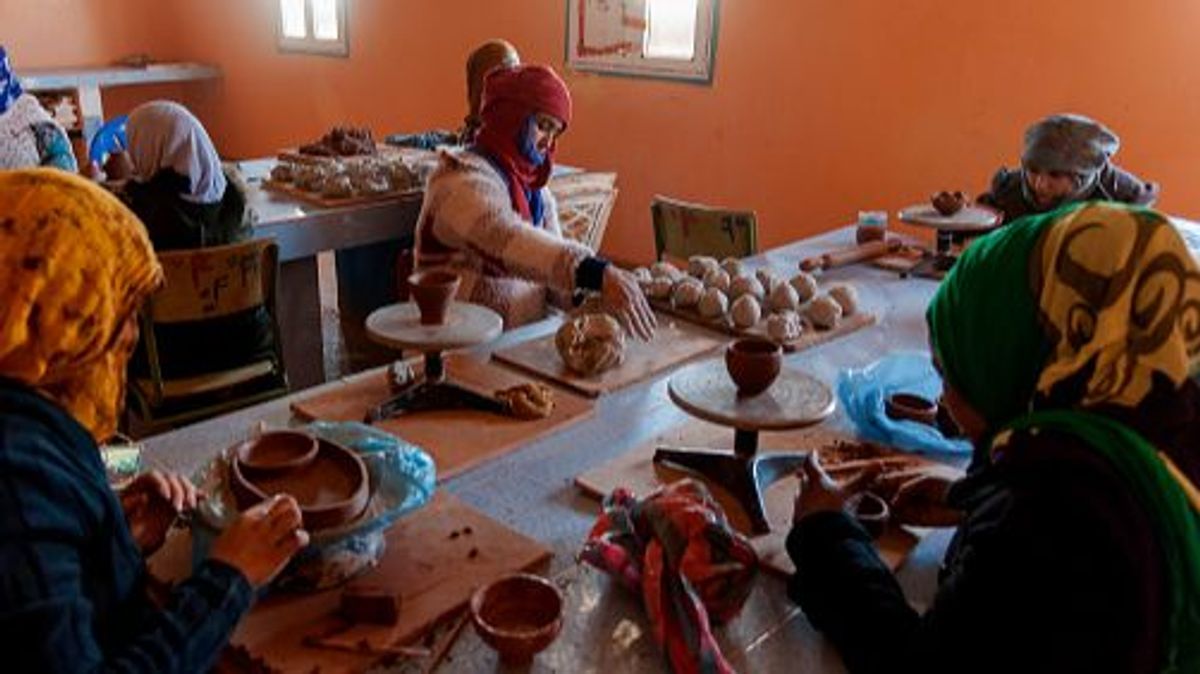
407;271;461;325
229;438;370;531
232;430;319;475
724;338;782;397
846;491;890;538
931;190;967;216
884;392;939;426
471;573;564;665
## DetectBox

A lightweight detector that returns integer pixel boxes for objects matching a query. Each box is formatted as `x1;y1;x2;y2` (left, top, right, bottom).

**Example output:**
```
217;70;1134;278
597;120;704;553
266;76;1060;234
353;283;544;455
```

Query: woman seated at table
0;169;307;673
977;113;1158;222
119;100;249;251
414;64;655;338
0;46;77;172
787;201;1200;673
389;39;521;150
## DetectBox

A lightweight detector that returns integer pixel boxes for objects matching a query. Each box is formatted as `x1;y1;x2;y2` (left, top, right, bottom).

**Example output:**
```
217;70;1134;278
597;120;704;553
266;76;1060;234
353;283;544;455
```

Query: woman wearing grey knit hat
977;113;1158;222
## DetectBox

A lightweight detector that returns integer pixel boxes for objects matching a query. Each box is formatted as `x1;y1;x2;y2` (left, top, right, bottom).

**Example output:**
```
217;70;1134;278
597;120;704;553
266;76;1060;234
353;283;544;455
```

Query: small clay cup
233;430;319;475
470;573;564;665
724;338;782;397
846;491;891;538
931;190;967;216
407;270;461;325
884;392;939;426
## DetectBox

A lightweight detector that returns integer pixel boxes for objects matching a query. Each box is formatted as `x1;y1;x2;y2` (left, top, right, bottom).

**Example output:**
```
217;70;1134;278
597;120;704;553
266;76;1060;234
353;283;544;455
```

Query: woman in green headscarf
787;201;1200;673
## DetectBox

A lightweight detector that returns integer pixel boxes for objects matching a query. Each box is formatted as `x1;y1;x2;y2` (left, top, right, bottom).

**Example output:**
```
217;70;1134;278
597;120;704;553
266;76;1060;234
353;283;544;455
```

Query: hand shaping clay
555;313;627;376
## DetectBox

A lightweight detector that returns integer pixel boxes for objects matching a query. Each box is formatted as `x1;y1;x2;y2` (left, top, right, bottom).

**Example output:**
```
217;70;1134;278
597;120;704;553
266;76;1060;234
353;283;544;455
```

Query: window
566;0;718;83
277;0;348;56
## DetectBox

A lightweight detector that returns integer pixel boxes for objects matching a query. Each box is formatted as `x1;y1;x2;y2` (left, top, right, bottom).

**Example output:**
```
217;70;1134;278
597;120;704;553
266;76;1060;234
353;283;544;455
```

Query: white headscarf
126;101;227;204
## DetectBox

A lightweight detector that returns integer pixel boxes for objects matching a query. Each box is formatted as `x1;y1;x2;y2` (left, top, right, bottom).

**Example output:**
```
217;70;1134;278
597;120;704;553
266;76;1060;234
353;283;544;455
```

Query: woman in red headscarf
414;64;655;338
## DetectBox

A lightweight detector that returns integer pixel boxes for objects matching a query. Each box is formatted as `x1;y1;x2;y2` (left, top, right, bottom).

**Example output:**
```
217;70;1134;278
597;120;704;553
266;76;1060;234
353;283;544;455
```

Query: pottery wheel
897;204;1002;233
667;359;835;432
366;302;503;353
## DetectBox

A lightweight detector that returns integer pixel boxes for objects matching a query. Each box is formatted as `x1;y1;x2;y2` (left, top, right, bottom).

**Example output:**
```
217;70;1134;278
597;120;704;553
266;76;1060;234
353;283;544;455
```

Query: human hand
209;495;309;588
600;265;657;341
120;469;202;556
792;451;881;525
874;464;963;527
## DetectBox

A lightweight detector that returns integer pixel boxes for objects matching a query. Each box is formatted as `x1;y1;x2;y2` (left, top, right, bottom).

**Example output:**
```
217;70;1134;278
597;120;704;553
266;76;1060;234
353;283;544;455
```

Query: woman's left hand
119;470;202;556
792;451;879;525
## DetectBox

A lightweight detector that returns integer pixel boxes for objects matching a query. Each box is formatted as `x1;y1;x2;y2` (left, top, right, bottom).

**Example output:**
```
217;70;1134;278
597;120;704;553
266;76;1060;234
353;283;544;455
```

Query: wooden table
141;226;956;672
656;361;835;534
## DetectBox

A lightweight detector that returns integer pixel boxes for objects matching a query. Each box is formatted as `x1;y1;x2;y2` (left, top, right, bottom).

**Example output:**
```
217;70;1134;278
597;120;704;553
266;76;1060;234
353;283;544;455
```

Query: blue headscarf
0;47;24;116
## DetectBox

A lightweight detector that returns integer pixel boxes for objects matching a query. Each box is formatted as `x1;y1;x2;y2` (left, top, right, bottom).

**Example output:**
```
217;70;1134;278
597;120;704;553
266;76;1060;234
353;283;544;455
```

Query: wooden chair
128;239;289;434
549;171;619;251
651;195;758;262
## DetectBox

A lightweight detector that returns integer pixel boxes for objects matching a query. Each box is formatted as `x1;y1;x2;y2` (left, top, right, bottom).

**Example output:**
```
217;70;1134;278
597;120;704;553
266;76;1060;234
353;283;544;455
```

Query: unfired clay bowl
232;430;319;475
408;270;461;325
724;338;782;397
230;438;370;531
931;190;967;216
884;392;939;426
470;573;564;665
846;491;890;538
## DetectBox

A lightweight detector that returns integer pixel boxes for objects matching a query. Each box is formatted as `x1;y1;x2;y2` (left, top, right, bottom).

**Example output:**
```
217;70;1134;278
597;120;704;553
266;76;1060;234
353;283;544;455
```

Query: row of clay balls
632;256;859;343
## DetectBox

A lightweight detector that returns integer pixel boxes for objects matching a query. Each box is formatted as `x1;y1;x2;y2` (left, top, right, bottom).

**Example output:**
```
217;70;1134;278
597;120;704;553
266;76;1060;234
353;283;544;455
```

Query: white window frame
277;0;349;57
565;0;719;84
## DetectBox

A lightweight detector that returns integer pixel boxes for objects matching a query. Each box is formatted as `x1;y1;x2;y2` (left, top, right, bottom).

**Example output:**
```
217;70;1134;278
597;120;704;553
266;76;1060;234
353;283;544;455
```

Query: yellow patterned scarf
0;169;163;441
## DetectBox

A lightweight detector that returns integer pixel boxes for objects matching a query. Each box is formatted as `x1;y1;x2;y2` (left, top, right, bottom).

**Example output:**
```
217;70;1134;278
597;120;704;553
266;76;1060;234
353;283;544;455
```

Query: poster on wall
565;0;718;83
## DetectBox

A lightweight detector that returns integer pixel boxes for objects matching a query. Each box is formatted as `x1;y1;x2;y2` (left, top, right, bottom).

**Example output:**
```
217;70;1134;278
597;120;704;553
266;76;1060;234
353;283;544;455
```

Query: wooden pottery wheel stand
364;302;504;421
655;360;836;534
897;204;1002;279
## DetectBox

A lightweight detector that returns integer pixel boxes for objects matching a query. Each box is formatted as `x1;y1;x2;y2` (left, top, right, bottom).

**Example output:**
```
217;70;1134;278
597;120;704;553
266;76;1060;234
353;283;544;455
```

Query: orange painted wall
8;1;1200;263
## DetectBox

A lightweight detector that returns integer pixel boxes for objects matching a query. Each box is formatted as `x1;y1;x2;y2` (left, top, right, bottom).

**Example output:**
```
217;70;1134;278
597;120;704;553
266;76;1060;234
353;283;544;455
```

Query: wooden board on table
574;423;929;578
491;312;725;397
262;179;420;208
229;491;552;674
292;354;595;482
649;298;877;353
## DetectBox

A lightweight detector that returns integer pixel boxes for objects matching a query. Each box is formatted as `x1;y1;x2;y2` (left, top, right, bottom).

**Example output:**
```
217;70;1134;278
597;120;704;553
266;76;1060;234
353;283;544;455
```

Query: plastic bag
837;351;972;455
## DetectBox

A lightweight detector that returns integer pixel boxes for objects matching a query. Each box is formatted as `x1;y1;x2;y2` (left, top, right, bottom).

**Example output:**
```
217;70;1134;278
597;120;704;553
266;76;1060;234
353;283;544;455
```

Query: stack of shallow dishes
227;430;370;530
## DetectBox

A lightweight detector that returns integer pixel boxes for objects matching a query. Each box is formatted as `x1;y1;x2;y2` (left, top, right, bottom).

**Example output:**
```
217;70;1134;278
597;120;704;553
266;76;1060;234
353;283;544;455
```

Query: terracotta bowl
229;438;370;531
407;270;461;325
232;430;319;476
724;338;782;397
470;573;564;665
931;190;967;216
846;491;890;538
884;392;939;426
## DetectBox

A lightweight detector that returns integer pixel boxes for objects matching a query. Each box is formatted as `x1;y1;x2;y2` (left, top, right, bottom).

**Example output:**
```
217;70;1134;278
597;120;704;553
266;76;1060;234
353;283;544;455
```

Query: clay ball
555;313;627;376
672;279;705;308
789;272;819;303
756;268;784;292
721;257;745;278
730;295;762;329
647;277;674;300
632;267;653;284
729;275;765;301
827;284;859;316
768;282;801;313
805;294;844;329
698;287;729;319
702;269;732;293
688;255;721;279
767;310;804;343
651;261;681;279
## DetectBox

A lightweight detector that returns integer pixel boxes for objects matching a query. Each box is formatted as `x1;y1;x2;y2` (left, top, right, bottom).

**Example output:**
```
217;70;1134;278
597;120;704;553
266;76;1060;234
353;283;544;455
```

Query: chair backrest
148;239;278;324
549;171;619;251
651;195;758;262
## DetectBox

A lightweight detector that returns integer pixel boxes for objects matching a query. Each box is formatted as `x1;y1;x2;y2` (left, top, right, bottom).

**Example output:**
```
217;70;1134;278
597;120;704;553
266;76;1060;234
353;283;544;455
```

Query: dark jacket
124;169;249;251
978;163;1158;223
787;428;1166;674
0;379;253;673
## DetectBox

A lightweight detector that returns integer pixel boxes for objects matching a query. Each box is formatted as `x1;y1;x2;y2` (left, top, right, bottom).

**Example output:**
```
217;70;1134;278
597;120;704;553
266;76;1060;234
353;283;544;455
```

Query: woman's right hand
208;495;309;588
601;265;657;341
